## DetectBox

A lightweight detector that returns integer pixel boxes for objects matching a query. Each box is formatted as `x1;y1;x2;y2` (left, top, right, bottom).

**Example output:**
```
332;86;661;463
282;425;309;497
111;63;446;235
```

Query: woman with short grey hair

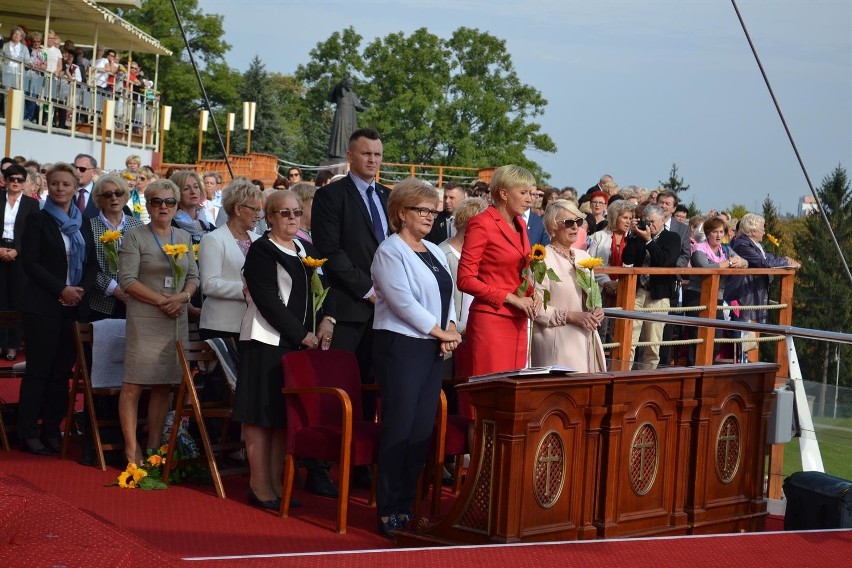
199;177;263;340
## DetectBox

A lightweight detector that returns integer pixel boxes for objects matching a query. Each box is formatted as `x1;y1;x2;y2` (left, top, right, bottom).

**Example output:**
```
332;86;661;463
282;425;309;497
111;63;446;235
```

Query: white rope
601;342;621;350
714;334;785;344
632;305;705;313
634;338;704;348
723;303;788;311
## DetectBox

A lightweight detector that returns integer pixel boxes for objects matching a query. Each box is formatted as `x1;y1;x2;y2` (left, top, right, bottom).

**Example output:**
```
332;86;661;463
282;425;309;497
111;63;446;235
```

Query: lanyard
148;224;175;278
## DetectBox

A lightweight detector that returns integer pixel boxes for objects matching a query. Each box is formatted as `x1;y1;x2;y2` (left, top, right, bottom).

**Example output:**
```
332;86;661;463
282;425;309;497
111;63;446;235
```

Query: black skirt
233;339;290;429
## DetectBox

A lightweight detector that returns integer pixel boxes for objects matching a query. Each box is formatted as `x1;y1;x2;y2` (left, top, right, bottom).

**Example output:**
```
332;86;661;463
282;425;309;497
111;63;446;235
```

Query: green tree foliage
792;166;852;389
659;163;690;194
296;26;556;180
229;57;287;158
118;0;239;164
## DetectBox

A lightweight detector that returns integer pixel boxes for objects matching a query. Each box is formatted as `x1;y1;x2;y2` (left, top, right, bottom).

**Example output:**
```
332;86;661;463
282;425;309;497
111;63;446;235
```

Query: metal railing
1;53;160;150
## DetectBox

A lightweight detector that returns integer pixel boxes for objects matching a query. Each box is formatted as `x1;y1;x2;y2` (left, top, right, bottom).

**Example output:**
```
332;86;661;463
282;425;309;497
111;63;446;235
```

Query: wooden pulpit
397;363;777;547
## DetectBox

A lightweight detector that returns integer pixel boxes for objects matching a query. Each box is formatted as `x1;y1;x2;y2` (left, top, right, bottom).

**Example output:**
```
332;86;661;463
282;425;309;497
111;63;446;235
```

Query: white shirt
3;198;20;240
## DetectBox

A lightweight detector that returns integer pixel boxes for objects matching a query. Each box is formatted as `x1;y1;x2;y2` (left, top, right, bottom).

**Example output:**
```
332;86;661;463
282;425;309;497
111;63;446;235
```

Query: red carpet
0;435;849;567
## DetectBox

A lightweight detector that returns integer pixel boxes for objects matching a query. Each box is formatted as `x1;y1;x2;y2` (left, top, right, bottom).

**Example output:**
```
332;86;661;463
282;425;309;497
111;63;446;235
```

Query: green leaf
516;280;530;297
542;289;551;310
138;476;168;490
545;268;561;282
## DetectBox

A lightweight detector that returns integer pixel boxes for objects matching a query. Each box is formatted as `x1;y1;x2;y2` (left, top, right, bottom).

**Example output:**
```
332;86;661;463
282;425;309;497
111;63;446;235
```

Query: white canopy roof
0;0;171;56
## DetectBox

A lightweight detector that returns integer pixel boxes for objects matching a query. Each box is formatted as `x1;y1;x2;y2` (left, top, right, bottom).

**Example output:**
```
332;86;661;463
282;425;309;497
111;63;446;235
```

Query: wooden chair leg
60;372;81;461
280;454;295;518
0;408;9;451
186;378;225;499
452;457;464;495
162;380;187;484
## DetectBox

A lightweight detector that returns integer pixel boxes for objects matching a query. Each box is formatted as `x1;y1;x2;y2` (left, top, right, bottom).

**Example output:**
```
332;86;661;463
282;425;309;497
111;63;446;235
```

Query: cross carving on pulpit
718;418;739;476
632;430;655;483
538;441;560;497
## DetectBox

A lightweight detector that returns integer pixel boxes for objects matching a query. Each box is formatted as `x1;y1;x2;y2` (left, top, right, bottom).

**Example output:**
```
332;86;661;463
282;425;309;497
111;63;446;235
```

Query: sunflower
193;243;200;260
132;468;148;484
162;243;190;260
301;256;328;269
530;244;546;261
118;470;133;488
133;203;144;214
99;230;122;244
577;257;604;270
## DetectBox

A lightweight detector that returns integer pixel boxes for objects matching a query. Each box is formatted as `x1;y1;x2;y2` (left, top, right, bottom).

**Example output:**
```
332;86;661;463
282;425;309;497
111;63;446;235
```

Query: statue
327;76;365;160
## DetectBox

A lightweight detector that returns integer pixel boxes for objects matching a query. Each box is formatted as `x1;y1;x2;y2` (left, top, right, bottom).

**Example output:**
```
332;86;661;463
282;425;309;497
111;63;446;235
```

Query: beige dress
118;225;200;385
531;246;606;372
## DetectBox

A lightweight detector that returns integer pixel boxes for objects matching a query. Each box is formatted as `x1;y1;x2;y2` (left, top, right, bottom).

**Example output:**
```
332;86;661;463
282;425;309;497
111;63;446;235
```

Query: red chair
279;349;381;534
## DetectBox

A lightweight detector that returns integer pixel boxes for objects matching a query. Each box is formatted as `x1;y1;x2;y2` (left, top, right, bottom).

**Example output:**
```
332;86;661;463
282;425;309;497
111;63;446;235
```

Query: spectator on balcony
24;32;47;124
2;27;30;91
94;49;118;110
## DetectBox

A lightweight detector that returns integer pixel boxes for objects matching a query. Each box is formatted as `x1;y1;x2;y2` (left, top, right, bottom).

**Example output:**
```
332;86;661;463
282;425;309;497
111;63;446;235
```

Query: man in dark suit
310;127;389;497
72;153;100;219
426;183;467;244
522;207;550;246
622;204;680;369
585;174;614;198
655;190;691;365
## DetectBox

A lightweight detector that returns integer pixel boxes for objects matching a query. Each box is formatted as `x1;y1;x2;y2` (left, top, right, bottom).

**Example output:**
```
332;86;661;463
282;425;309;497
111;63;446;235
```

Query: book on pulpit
468;365;578;383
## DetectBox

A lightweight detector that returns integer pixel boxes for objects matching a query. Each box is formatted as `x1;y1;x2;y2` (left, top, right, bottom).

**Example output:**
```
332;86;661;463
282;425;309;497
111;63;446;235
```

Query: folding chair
162;339;246;499
61;322;124;470
0;311;24;451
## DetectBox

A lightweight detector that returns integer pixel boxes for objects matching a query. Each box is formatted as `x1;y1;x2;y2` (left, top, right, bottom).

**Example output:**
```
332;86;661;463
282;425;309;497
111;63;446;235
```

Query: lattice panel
715;414;741;484
533;431;565;509
629;423;659;496
456;420;495;533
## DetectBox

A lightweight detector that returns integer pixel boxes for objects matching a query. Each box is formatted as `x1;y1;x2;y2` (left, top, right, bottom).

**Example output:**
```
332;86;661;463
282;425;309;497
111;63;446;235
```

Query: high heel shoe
247;489;281;511
5;349;17;361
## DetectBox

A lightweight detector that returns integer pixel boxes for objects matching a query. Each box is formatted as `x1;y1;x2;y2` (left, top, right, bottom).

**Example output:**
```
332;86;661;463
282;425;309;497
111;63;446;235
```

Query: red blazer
457;206;531;318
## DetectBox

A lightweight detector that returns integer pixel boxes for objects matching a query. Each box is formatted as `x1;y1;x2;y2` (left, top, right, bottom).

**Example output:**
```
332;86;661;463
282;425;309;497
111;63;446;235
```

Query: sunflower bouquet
300;255;330;333
99;230;122;273
517;243;560;310
109;446;169;490
162;243;190;291
575;257;604;310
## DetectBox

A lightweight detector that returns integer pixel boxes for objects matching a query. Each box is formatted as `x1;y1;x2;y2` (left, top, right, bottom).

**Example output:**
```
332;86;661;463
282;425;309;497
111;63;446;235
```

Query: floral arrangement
193;243;200;261
300;256;330;333
575;257;604;310
99;230;122;273
133;202;144;216
517;244;560;310
162;243;190;291
111;446;168;490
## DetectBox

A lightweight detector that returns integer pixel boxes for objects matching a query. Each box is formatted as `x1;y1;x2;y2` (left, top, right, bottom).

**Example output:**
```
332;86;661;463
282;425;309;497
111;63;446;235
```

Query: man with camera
621;204;681;368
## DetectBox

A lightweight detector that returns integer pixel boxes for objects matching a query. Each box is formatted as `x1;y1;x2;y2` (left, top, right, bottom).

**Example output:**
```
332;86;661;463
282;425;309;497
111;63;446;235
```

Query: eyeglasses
148;197;177;208
5;176;25;184
406;206;440;219
591;201;606;206
137;176;147;181
288;173;300;178
76;166;90;173
273;208;303;218
100;190;126;199
238;203;264;217
561;218;585;228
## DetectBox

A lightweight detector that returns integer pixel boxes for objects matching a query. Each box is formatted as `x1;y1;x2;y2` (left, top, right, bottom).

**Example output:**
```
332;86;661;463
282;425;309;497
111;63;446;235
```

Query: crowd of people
2;26;155;130
0;125;799;537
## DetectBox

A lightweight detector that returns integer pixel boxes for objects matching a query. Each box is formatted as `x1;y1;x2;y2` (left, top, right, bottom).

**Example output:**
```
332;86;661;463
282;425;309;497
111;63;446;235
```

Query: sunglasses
100;190;126;199
137;176;147;181
5;176;26;184
273;208;303;218
76;166;91;173
561;218;585;228
149;197;177;208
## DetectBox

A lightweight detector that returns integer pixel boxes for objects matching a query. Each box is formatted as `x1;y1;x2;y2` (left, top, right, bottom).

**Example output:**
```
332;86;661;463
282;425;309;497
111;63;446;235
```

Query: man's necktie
366;186;385;243
77;188;87;214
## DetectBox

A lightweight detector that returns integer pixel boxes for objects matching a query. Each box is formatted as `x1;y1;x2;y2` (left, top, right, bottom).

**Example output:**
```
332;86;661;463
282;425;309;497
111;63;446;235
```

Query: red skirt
466;310;528;375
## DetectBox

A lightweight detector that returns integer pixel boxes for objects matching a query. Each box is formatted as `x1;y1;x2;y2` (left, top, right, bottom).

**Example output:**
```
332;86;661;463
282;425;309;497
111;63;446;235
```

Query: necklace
550;243;575;266
415;250;440;272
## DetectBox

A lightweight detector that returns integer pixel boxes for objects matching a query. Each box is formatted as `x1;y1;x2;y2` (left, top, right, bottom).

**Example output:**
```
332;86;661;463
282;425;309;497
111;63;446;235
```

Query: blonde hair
489;165;536;203
387;177;438;233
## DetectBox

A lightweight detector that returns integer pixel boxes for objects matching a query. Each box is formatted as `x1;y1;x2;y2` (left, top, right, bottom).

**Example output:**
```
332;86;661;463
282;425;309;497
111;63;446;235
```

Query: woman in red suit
457;165;541;374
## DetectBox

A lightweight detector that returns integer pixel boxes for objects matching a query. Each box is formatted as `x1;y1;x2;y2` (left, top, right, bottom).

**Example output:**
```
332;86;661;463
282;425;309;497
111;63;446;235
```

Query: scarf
43;196;86;286
609;231;627;273
173;207;213;243
693;240;728;265
130;189;142;219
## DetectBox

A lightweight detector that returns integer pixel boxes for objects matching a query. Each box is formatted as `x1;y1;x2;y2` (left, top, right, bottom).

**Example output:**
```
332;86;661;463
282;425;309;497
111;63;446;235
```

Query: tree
229;57;288;158
792;166;852;395
118;0;240;163
296;26;556;180
659;163;690;194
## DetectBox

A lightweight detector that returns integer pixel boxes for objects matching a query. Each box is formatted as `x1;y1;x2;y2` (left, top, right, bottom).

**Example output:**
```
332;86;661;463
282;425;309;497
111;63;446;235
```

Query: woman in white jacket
371;178;461;538
197;178;262;340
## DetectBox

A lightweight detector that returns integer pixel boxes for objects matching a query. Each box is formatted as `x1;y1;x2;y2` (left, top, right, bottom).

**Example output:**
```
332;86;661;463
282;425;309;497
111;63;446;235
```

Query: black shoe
20;439;51;456
305;470;339;498
44;437;62;454
352;465;372;489
247;489;281;511
377;514;401;540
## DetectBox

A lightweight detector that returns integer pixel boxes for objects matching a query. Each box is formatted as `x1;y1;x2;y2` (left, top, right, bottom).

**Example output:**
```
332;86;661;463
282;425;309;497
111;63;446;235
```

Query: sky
206;0;851;215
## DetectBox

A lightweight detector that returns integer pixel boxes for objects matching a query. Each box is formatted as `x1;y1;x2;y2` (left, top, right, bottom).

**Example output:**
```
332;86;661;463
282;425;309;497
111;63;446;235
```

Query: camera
636;220;648;231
